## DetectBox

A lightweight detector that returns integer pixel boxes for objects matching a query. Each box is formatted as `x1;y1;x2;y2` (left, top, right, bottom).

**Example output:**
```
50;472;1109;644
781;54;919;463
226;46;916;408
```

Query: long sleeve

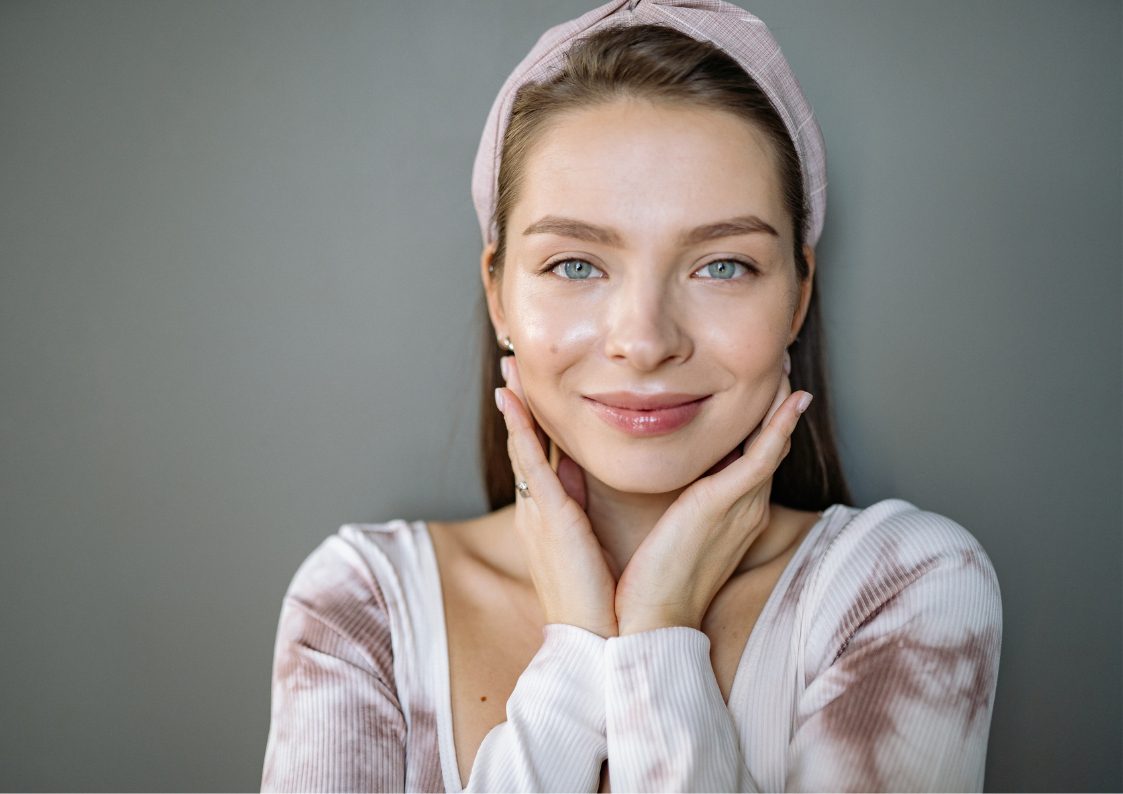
262;600;608;792
258;559;408;794
605;627;757;792
261;530;610;792
602;509;1003;792
261;594;407;792
785;537;1003;791
464;623;608;792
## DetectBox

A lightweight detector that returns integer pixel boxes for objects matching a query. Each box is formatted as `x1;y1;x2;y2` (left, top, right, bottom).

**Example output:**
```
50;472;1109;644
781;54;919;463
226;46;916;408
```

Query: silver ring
515;480;530;498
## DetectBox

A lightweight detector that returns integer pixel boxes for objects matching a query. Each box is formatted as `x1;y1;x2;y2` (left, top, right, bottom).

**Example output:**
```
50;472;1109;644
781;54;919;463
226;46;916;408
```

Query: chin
552;417;752;495
593;472;693;496
582;451;715;495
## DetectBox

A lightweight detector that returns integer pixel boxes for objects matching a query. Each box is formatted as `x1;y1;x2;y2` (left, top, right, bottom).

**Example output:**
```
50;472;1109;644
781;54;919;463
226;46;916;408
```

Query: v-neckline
419;503;842;793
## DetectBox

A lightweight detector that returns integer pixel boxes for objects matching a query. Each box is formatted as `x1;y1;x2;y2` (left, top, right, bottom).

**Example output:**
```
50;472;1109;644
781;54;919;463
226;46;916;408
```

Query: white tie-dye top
260;497;1003;792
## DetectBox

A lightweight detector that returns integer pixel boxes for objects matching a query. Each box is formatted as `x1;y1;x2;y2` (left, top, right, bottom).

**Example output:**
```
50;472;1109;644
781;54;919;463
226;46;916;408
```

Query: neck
580;440;748;576
582;476;685;579
580;474;814;584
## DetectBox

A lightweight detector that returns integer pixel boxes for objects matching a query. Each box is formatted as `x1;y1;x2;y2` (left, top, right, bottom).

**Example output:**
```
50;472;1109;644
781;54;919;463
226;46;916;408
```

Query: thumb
556;450;588;511
744;372;793;454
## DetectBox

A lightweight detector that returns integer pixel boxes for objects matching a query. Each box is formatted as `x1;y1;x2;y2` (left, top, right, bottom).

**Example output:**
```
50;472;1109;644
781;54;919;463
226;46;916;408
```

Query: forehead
514;98;790;243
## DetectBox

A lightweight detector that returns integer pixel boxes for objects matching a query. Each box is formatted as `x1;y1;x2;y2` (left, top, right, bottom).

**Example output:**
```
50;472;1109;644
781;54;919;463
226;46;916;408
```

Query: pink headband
470;0;827;250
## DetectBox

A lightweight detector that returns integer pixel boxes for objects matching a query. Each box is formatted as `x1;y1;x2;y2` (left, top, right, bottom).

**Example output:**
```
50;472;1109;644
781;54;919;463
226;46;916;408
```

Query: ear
480;240;506;338
789;243;816;345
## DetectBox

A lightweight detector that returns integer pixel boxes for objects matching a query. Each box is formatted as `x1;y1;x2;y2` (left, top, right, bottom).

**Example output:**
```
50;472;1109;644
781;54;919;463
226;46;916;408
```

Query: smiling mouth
583;391;710;410
584;395;710;436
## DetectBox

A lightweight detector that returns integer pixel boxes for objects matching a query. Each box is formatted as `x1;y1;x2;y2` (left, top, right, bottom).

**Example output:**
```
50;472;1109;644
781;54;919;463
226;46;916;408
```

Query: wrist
617;612;702;636
543;612;619;639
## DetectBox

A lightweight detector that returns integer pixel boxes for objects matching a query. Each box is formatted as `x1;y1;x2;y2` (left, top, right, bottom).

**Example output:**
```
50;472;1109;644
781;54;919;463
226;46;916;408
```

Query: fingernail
500;356;510;382
783;350;791;375
796;392;813;413
494;387;505;414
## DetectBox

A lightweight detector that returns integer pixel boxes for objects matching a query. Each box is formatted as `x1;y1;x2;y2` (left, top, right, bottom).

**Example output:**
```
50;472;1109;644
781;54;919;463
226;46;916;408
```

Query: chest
440;571;776;792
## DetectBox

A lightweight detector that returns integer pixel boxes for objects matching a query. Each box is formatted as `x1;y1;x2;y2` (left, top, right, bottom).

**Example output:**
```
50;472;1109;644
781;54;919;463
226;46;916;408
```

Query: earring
498;335;514;354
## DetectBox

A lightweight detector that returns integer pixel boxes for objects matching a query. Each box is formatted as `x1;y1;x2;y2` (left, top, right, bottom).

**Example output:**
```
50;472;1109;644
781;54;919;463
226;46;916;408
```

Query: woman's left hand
613;356;812;635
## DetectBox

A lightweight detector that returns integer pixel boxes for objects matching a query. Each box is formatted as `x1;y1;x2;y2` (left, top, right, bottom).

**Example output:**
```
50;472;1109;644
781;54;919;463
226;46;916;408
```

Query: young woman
261;2;1003;791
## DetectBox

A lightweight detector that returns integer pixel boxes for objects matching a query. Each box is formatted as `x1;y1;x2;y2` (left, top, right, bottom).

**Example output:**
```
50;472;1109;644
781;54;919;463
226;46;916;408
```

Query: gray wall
1;1;1118;790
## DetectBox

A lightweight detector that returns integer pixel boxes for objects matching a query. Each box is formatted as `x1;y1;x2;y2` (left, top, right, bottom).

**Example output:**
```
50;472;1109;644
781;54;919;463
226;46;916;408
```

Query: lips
584;391;709;410
584;393;710;436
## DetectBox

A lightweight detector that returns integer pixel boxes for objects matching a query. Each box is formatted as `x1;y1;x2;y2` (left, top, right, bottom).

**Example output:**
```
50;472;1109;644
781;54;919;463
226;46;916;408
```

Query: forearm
604;626;757;792
465;623;608;792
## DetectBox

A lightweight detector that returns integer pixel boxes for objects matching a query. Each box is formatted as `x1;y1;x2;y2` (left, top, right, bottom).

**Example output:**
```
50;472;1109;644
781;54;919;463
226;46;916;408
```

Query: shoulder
275;519;430;674
284;519;426;611
803;498;1002;670
817;498;999;588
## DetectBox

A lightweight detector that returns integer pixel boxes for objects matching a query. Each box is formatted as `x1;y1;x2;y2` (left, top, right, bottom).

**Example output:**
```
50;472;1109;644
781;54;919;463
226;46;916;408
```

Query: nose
602;279;691;371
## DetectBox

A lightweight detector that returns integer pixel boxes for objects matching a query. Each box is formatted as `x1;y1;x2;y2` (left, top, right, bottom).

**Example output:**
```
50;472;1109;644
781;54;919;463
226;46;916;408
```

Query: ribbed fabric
606;628;746;790
260;498;1003;792
467;624;607;790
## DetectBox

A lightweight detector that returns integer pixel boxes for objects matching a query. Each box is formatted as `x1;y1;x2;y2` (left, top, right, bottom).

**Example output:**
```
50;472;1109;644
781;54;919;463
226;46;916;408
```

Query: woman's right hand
496;356;620;638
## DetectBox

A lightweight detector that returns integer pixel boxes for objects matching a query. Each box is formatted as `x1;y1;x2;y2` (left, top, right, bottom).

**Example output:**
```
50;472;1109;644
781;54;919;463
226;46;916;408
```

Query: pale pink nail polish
796;392;813;413
494;387;505;413
500;356;510;382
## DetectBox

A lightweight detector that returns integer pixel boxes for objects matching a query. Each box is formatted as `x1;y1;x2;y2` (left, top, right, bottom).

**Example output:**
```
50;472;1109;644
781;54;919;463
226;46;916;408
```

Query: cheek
521;307;595;355
509;284;600;359
695;296;790;367
502;289;594;424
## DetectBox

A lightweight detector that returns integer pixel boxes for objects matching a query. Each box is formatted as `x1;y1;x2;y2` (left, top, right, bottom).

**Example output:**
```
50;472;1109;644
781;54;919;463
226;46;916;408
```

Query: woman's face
485;97;814;494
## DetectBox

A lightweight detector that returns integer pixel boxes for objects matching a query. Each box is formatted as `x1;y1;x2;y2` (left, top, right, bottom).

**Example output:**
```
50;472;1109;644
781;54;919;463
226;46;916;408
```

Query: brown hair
477;22;852;512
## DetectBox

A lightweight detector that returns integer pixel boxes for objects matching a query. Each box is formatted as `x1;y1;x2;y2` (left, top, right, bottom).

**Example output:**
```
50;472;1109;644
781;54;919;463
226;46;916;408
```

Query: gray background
1;0;1119;790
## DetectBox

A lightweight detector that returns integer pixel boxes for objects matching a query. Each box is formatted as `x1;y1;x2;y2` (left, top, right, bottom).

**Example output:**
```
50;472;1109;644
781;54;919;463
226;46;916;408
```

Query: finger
742;369;792;454
502;356;550;457
704;389;809;499
740;391;811;477
500;386;534;485
497;386;567;511
760;371;793;438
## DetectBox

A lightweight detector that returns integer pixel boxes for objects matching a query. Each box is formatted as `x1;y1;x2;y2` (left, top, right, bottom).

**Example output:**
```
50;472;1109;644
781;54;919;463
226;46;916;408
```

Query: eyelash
541;257;760;281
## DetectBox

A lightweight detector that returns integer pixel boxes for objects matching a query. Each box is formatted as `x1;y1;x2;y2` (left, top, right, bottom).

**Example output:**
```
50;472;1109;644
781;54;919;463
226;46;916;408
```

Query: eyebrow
521;214;780;247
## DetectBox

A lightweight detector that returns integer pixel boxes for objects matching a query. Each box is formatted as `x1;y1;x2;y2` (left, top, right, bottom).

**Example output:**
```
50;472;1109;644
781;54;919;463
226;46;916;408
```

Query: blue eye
696;259;755;280
549;258;604;280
